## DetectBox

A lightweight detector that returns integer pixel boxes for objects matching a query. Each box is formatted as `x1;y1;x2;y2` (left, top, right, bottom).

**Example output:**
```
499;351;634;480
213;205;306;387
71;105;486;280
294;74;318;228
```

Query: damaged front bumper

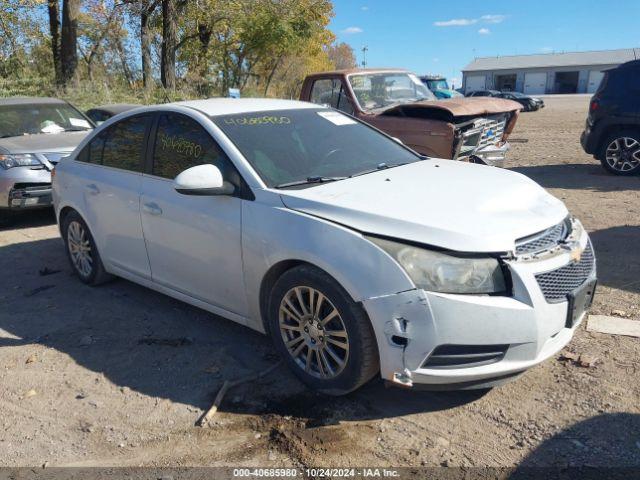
470;142;510;168
361;230;595;390
0;167;53;210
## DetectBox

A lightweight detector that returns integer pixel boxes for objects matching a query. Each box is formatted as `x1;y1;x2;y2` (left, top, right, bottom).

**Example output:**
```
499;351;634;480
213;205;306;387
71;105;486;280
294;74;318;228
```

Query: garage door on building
587;70;605;93
465;75;486;93
524;72;547;94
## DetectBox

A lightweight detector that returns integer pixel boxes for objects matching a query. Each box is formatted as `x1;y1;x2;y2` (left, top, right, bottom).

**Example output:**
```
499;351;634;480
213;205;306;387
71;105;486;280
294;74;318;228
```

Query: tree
131;0;159;90
160;0;177;88
60;0;80;86
77;0;120;81
327;42;356;70
47;0;61;83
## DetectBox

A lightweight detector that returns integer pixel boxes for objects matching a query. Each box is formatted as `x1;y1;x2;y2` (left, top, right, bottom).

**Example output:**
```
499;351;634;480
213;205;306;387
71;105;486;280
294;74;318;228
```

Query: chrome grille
516;219;571;255
459;115;507;157
535;241;595;303
476;115;507;149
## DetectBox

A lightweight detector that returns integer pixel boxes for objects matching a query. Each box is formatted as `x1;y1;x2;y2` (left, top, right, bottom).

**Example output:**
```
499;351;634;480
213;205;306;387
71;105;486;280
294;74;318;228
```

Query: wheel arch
259;259;349;335
595;123;640;159
58;205;79;236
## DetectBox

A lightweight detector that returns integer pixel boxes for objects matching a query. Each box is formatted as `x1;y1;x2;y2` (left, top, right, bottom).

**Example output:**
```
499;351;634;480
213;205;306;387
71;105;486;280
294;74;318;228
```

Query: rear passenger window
102;115;149;172
152;113;231;180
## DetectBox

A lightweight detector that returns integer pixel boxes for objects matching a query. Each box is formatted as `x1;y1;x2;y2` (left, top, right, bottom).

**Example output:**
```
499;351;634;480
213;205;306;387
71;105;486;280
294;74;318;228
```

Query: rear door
78;114;152;278
140;112;248;318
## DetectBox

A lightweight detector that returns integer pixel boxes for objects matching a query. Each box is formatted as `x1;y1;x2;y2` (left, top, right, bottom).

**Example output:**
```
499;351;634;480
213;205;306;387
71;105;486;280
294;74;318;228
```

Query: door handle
86;183;100;195
142;202;163;216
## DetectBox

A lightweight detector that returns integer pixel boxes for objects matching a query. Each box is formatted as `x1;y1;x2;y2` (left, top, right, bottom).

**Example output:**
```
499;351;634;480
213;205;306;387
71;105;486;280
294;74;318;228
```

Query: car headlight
0;153;42;169
367;236;507;294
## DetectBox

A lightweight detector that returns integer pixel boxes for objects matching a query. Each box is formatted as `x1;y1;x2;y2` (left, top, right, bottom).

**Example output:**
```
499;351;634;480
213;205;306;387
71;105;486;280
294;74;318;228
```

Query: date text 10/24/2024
233;468;401;478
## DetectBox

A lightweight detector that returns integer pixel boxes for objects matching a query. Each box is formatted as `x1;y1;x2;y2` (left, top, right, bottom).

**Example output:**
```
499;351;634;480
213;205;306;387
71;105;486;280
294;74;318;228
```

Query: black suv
581;60;640;175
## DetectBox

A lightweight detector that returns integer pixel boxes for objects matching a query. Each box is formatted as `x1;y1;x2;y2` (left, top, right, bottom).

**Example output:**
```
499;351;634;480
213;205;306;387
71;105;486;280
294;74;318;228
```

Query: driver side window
152;113;233;180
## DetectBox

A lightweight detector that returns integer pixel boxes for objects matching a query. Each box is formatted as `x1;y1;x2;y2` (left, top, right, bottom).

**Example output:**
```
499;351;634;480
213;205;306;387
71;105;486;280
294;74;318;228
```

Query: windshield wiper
64;127;91;132
275;176;347;189
351;162;412;178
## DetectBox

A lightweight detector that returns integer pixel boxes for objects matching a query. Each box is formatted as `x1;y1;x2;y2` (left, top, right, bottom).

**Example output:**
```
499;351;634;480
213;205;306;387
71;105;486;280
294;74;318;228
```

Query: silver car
0;97;93;219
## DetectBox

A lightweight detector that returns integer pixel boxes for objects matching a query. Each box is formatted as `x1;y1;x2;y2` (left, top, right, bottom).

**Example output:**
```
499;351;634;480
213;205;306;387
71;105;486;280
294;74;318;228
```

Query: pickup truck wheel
599;131;640;175
267;265;379;395
62;211;112;285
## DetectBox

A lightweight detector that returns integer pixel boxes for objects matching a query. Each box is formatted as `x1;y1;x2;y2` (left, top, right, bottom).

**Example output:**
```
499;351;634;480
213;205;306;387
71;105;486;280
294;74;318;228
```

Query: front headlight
0;154;42;169
367;236;507;294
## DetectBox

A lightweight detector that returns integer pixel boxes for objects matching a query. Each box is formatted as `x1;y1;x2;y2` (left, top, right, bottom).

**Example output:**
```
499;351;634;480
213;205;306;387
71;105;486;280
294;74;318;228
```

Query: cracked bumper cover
0;167;52;210
361;231;595;389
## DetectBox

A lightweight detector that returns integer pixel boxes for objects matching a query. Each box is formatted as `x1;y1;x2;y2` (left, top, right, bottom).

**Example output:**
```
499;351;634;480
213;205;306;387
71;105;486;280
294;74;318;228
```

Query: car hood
278;160;568;253
0;131;91;154
380;96;522;117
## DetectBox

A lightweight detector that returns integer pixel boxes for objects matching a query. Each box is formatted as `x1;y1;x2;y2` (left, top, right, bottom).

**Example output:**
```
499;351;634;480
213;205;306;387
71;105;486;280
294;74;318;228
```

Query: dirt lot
1;95;639;470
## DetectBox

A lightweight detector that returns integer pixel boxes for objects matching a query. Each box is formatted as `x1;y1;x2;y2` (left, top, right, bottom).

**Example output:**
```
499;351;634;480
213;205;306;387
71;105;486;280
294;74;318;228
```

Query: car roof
0;96;68;106
87;103;140;114
306;68;409;77
606;59;640;72
172;98;320;116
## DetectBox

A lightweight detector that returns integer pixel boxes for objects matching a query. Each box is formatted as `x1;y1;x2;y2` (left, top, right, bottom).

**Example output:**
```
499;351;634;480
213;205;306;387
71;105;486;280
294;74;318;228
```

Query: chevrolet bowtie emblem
570;245;584;263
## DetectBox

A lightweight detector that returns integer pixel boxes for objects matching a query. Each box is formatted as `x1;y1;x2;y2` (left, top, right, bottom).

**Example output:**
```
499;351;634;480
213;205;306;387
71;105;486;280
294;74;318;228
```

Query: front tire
598;130;640;175
267;265;379;395
62;211;112;285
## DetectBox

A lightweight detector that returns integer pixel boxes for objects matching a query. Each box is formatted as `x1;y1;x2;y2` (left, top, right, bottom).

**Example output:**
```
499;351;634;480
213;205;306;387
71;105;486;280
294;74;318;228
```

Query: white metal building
462;48;639;95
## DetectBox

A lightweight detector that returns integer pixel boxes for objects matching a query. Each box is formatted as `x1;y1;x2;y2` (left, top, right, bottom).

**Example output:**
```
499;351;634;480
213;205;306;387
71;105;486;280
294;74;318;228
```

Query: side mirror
174;164;235;196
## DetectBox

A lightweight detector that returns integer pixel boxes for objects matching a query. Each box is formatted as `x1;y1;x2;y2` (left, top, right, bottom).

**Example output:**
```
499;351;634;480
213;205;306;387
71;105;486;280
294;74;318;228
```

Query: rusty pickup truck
300;68;522;166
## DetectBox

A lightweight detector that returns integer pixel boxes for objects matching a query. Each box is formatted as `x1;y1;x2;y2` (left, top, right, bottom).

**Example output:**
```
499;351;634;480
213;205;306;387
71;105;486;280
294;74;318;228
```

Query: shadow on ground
510;163;639;192
589;225;640;294
0;208;56;231
509;413;640;479
0;236;485;424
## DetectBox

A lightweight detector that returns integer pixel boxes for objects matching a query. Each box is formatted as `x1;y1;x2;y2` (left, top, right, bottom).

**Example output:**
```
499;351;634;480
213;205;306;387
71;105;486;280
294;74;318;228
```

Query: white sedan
52;98;597;394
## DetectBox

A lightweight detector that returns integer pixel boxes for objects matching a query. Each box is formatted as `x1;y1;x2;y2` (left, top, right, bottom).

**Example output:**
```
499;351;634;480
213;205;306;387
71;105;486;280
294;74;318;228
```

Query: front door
140;112;248;318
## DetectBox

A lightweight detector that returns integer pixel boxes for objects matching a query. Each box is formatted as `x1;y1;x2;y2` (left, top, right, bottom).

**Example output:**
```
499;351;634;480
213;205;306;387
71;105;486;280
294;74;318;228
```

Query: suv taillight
589;99;599;112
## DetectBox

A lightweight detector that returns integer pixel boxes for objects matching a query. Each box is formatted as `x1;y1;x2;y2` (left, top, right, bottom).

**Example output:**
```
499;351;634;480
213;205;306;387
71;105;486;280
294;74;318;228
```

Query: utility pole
361;45;368;68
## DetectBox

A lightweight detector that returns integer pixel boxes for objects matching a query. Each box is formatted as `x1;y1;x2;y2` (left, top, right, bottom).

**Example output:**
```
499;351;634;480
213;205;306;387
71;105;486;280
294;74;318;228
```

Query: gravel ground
0;95;638;469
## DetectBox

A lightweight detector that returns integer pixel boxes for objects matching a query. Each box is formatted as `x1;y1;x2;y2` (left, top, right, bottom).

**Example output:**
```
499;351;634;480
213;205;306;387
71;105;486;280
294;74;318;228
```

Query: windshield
348;72;436;111
505;92;526;98
0;103;93;138
425;79;449;91
212;108;421;188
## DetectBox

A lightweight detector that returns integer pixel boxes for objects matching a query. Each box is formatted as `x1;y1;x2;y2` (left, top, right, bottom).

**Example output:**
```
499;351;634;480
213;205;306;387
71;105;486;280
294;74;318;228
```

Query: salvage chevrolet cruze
53;99;597;394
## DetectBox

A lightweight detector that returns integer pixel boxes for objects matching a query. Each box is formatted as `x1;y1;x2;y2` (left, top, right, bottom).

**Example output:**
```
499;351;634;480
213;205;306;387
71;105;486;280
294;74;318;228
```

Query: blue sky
330;0;640;88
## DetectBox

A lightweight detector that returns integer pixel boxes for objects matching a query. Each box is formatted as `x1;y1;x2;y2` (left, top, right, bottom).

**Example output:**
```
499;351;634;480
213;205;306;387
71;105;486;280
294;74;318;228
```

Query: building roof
463;48;640;72
174;98;319;116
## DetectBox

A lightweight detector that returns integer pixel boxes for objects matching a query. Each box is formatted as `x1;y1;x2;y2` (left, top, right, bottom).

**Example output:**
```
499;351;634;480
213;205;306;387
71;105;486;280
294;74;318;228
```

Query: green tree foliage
0;0;353;105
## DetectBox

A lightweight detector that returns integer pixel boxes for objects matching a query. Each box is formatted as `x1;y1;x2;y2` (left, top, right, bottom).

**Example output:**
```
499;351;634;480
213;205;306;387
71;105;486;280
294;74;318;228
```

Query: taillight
50;167;56;179
589;99;599;112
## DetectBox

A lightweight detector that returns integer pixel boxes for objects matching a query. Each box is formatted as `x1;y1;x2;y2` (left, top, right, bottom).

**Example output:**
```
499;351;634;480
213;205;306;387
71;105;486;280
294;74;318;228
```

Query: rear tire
61;210;112;285
267;265;379;395
598;130;640;175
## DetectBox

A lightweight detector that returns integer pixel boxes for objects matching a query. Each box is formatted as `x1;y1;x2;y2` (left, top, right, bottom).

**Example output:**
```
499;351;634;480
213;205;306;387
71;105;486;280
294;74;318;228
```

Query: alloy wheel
67;220;93;278
605;137;640;172
278;286;349;379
